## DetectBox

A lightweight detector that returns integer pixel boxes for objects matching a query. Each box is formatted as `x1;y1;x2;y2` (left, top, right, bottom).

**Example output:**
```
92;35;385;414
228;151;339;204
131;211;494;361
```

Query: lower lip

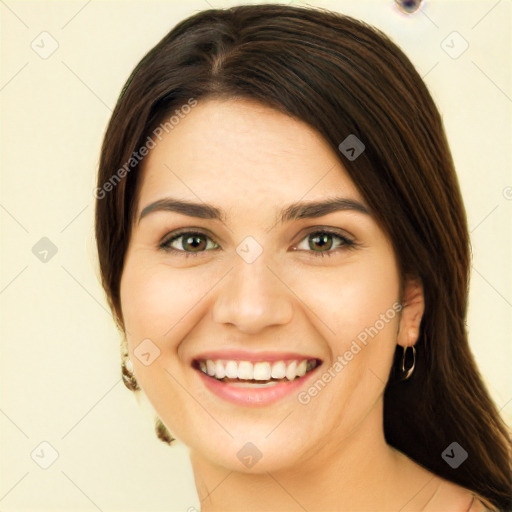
196;366;320;406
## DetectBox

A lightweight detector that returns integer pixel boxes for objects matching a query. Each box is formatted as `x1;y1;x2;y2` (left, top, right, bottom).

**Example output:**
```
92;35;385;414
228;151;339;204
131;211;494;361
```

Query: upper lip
192;350;321;364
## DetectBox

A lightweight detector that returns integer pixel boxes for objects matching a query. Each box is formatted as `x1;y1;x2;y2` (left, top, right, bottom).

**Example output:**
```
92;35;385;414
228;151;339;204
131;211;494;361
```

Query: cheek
119;259;211;432
303;254;401;402
292;252;400;348
121;261;210;344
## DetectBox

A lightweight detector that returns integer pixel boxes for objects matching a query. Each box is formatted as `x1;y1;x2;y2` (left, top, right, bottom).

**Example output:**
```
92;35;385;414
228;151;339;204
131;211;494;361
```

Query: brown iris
182;234;207;252
309;233;333;252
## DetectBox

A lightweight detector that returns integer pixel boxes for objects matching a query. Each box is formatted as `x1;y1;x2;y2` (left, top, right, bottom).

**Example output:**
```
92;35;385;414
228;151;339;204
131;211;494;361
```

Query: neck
189;400;412;512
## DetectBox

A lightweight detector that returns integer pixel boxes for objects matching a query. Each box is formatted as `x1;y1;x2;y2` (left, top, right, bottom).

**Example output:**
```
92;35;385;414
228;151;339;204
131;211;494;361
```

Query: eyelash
159;228;357;259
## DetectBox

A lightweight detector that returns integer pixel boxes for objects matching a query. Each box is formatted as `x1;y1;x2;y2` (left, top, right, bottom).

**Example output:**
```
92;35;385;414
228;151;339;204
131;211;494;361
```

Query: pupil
185;235;205;251
311;233;332;251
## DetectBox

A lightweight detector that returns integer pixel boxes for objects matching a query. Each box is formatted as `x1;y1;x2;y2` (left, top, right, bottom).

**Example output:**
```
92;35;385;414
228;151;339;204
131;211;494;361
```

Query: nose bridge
212;250;294;333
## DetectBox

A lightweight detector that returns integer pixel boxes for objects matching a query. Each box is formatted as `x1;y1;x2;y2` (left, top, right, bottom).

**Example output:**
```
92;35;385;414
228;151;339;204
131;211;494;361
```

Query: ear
397;276;424;348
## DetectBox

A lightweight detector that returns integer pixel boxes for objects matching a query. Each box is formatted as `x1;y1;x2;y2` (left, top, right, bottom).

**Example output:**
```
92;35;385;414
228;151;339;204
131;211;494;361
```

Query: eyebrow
138;196;370;225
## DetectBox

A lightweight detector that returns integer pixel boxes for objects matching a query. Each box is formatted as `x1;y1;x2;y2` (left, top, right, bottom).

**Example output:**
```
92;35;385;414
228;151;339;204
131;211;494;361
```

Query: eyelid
160;226;219;245
294;225;355;244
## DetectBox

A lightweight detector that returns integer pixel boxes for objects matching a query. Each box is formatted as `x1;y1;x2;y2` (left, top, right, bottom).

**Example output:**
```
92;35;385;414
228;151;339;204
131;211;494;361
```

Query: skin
119;98;483;511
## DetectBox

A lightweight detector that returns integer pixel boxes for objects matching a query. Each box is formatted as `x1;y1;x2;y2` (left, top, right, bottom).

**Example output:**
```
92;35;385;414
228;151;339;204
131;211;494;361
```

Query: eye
159;228;356;259
159;230;219;257
294;229;356;258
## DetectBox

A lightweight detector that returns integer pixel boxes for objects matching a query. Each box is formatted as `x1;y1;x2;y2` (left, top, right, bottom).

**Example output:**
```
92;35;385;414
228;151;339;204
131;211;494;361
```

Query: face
120;98;404;472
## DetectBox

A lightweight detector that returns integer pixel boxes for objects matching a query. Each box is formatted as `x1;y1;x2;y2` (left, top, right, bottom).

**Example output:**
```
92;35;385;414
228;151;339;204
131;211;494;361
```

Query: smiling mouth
193;358;321;386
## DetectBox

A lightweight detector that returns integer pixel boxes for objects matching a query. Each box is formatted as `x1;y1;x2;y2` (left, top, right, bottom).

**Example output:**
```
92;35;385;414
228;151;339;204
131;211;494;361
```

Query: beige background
1;0;511;510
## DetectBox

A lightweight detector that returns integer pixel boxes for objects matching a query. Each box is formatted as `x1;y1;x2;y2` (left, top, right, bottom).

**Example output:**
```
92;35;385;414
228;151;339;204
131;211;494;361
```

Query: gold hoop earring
399;345;416;381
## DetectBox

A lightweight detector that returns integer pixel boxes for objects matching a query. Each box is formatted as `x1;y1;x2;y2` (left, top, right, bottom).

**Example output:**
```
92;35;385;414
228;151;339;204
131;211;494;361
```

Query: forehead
136;98;362;212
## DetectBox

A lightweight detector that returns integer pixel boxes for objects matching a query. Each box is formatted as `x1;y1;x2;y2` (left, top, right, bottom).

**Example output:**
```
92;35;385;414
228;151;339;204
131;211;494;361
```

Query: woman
95;4;512;511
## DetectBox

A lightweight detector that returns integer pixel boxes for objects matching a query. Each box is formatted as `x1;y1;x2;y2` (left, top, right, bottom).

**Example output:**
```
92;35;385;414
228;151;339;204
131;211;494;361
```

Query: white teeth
271;361;286;379
225;360;238;379
206;360;216;376
296;360;307;377
253;362;271;381
285;360;297;381
215;360;226;379
237;361;253;380
197;358;318;382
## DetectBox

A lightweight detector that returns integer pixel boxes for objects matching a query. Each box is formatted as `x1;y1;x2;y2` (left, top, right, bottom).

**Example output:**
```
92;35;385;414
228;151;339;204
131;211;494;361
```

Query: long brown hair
95;4;512;509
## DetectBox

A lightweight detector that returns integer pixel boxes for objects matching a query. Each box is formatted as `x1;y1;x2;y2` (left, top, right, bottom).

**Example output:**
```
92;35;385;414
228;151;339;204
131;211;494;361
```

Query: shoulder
421;479;495;512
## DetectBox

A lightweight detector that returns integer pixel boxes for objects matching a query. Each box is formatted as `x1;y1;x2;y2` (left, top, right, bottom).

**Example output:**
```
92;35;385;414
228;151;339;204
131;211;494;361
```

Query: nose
212;256;294;334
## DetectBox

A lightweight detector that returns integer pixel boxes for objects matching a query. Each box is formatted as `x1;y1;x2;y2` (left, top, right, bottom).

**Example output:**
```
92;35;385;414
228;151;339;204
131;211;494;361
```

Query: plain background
1;0;511;510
